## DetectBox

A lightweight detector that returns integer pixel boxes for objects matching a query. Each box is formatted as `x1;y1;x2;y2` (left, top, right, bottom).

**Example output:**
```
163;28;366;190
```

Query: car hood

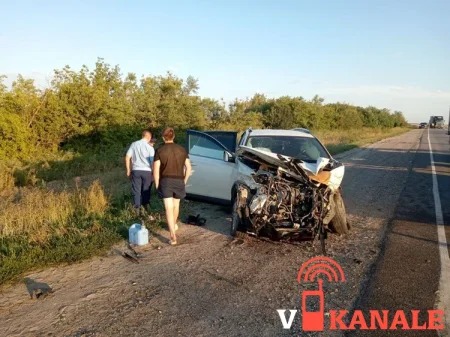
236;146;345;191
237;146;329;175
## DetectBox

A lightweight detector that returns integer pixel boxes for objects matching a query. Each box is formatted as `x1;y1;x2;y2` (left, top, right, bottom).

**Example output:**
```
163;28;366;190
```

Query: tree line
0;58;408;162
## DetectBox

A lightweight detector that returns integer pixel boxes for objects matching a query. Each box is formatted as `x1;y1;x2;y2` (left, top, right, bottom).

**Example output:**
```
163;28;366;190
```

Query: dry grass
0;180;108;242
314;127;410;154
0;177;135;284
0;165;15;194
75;179;109;217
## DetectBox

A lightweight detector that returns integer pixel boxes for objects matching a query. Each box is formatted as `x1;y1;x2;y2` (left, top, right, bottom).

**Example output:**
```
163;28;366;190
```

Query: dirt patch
0;205;391;337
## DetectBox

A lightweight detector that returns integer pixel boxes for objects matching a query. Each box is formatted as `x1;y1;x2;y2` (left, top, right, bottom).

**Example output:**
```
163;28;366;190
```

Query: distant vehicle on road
429;116;445;129
419;122;427;129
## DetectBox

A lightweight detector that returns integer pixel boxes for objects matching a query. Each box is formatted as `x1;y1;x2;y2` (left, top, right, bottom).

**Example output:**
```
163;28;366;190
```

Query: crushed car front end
231;147;349;251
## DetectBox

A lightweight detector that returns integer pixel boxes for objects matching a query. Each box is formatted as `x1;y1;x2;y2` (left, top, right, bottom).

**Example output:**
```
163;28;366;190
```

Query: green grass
0;226;121;285
326;144;359;155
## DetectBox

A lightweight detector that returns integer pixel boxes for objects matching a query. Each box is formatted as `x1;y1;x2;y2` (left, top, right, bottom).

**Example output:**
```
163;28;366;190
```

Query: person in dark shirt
153;127;192;245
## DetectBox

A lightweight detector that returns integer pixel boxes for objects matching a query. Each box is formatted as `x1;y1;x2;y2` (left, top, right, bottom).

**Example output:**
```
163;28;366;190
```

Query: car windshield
245;135;329;162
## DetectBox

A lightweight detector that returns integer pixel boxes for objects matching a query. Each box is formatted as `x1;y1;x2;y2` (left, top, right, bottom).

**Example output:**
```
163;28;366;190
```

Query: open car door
185;130;238;203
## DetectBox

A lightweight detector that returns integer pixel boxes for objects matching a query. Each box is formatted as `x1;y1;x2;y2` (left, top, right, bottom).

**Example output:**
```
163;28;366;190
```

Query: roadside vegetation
0;58;410;284
316;127;410;154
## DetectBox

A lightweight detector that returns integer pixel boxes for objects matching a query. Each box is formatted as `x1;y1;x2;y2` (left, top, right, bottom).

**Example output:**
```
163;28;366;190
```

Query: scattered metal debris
122;251;139;264
127;242;139;257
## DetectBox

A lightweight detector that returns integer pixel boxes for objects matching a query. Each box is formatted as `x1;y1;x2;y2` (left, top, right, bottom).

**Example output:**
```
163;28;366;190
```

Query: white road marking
428;128;450;336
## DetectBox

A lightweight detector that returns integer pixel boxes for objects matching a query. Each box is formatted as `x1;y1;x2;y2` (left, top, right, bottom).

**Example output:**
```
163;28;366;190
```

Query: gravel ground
0;130;423;337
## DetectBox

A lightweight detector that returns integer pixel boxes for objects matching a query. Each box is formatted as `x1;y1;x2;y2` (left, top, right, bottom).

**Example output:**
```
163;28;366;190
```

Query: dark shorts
158;178;186;199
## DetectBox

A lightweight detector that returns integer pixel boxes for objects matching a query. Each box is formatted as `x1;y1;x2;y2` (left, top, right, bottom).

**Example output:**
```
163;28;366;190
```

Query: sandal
170;240;177;246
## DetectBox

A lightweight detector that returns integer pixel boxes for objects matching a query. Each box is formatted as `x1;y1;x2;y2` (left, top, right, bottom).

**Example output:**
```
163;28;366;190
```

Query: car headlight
249;194;268;214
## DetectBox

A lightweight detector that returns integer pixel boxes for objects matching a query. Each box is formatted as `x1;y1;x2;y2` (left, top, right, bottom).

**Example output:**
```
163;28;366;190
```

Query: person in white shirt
125;129;155;216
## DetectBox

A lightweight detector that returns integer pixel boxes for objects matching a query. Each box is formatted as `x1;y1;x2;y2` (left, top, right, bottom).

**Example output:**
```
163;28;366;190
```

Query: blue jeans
131;170;153;210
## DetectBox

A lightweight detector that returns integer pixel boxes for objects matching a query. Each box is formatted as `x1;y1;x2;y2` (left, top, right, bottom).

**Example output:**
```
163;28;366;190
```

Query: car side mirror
223;151;235;163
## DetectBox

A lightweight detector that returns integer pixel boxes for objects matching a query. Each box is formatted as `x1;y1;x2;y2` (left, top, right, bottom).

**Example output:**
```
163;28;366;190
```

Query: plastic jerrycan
135;223;149;246
128;223;140;244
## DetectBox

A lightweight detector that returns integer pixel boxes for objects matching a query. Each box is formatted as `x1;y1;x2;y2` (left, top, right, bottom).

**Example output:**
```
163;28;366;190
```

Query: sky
0;0;449;122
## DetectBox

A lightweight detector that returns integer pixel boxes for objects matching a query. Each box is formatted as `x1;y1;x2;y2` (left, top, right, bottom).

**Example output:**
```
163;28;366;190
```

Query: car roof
248;129;315;138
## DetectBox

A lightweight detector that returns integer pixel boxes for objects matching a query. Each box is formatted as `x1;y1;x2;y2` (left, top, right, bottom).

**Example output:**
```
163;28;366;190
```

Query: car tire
329;191;349;235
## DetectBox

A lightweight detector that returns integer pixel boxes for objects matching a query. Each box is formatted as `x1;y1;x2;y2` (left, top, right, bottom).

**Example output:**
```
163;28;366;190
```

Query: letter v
277;310;298;329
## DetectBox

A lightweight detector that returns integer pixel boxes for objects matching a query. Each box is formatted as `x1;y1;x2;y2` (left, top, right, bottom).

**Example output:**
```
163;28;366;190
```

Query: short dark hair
142;129;152;138
162;127;175;141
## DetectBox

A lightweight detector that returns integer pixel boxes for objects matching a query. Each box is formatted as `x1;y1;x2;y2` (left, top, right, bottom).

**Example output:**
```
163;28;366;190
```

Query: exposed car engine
251;170;320;229
232;148;349;253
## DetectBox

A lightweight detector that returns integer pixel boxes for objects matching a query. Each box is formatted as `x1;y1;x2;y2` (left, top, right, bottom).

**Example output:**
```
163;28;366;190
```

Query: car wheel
329;191;349;235
230;197;241;237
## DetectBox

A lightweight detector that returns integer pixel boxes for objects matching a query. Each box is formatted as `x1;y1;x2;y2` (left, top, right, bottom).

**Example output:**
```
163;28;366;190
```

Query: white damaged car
185;128;350;250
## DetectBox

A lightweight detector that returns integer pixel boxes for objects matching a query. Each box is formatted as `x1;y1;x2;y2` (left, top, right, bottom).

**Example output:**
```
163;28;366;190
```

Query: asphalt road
0;129;449;337
347;128;450;337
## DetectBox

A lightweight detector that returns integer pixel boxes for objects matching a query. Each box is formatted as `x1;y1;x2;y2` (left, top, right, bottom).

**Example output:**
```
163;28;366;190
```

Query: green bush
0;110;32;160
0;58;408;185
